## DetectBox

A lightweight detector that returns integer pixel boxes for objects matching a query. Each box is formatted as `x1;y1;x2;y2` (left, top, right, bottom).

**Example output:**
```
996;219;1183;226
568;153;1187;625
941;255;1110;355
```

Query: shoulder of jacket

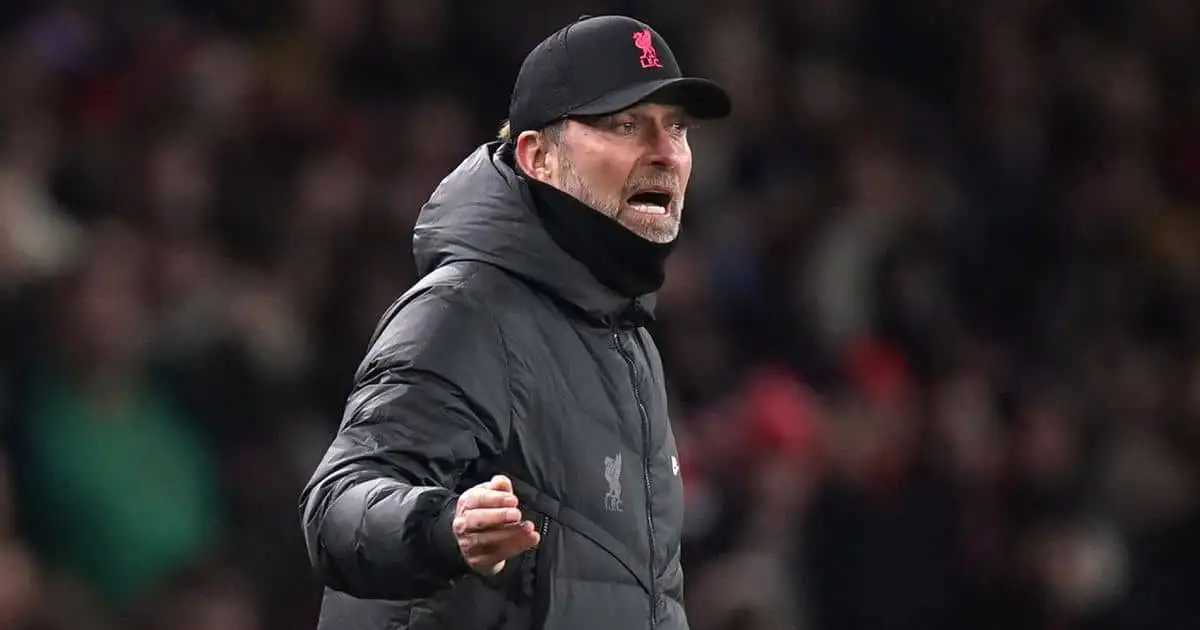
425;262;546;320
356;266;511;381
410;261;521;297
387;262;544;338
364;262;549;366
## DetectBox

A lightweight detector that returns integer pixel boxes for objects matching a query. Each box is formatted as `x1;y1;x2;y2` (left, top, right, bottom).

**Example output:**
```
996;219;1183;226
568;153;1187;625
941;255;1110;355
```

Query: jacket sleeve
299;283;512;600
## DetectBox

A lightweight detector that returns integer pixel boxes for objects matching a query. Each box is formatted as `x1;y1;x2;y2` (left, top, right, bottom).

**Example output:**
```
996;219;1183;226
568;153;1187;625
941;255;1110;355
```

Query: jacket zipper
613;329;658;629
529;513;552;625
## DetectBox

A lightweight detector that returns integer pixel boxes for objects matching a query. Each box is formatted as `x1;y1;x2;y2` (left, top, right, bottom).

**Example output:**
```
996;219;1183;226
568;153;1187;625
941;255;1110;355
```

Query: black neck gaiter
525;177;676;298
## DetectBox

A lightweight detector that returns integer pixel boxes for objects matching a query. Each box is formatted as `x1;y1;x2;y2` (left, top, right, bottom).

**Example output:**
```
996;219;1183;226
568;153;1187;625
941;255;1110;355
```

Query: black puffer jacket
300;142;687;630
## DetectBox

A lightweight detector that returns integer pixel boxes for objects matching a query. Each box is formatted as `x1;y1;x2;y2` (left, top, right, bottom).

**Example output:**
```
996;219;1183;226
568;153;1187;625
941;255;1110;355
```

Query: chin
644;230;679;244
624;214;680;244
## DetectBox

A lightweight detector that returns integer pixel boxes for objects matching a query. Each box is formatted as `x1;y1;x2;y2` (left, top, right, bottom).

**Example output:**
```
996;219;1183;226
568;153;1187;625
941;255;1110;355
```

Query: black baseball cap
507;15;732;137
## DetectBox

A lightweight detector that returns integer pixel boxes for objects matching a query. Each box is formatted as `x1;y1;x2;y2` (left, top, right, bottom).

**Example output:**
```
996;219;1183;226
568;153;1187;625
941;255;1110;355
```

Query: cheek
581;154;636;195
677;146;693;187
608;164;638;195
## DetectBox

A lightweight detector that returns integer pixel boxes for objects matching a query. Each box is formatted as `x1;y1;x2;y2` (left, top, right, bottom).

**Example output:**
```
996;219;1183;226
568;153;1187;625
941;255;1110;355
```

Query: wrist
427;494;470;576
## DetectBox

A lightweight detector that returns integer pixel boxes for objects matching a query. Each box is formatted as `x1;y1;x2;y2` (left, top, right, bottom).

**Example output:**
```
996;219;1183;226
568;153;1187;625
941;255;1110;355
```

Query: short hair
497;119;566;146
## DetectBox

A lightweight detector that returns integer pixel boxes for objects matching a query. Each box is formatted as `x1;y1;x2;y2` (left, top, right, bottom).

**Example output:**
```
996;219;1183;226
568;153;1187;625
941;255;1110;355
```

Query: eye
668;121;690;136
614;121;637;135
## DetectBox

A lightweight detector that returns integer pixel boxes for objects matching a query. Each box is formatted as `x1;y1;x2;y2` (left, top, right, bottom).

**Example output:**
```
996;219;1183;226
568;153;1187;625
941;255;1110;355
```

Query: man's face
546;102;693;243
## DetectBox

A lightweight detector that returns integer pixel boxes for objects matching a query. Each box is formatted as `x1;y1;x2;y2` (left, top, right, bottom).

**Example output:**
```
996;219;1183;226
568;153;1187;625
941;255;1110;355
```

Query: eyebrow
570;114;609;126
574;109;691;127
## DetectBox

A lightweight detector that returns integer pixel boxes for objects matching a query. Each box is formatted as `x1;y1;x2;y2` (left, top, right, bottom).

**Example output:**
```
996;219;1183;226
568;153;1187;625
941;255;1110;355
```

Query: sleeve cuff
427;494;471;576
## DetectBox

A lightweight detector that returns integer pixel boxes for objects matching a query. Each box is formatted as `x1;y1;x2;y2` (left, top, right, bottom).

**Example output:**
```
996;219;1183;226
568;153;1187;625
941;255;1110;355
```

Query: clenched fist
454;475;541;576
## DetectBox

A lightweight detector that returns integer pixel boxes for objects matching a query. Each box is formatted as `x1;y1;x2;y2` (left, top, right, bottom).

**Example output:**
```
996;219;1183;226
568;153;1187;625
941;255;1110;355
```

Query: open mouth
625;190;672;215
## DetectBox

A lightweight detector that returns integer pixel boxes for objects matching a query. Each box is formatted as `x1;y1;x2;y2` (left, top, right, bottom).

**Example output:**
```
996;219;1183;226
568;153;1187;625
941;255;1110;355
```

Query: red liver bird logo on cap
632;29;663;69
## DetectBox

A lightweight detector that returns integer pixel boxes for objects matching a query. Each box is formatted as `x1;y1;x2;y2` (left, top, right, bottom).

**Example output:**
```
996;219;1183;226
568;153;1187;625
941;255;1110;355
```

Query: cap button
576;14;592;21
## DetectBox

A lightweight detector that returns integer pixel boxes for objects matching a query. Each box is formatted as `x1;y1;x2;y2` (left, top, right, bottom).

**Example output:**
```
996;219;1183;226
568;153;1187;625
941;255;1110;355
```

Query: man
299;14;731;630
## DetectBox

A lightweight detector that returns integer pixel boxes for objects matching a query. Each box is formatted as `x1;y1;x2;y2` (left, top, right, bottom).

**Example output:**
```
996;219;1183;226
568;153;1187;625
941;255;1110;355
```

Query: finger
474;559;507;576
462;523;539;552
488;475;514;493
463;519;536;539
464;527;541;564
454;507;523;534
492;527;541;558
459;488;519;510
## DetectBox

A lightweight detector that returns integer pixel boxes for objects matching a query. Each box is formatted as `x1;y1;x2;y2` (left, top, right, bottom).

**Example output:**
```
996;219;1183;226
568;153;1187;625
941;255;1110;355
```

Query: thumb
484;559;506;576
488;475;513;493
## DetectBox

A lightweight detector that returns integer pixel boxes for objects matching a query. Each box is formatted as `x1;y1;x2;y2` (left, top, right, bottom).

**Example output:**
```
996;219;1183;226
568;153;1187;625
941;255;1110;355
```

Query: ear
514;130;557;184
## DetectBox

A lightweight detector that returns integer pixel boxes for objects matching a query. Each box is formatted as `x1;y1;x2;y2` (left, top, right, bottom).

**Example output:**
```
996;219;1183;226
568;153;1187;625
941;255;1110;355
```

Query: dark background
1;1;1199;629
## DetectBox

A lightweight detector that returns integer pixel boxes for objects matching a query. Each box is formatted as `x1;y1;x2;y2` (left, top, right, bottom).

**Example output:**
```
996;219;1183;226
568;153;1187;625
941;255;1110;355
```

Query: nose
645;125;683;170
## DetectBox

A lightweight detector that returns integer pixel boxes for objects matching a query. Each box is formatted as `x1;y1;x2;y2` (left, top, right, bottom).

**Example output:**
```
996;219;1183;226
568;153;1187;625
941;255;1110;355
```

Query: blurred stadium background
1;1;1199;629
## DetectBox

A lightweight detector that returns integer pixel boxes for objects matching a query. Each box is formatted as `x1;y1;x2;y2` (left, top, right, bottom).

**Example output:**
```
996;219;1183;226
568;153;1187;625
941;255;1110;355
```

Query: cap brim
568;77;732;120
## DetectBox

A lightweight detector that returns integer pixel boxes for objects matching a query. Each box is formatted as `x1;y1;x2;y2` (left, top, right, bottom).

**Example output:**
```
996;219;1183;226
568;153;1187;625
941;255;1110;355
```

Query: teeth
629;203;667;215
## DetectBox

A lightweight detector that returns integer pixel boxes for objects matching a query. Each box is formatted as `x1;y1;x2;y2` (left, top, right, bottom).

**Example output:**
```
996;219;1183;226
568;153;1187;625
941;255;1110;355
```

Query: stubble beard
557;156;683;244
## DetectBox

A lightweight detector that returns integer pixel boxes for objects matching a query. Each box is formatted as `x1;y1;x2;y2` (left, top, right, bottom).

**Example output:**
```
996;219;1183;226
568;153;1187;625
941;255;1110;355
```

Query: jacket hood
412;142;655;326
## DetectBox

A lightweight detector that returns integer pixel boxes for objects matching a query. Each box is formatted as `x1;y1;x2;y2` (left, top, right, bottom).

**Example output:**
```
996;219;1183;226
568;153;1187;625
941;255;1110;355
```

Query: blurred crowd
1;0;1199;629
